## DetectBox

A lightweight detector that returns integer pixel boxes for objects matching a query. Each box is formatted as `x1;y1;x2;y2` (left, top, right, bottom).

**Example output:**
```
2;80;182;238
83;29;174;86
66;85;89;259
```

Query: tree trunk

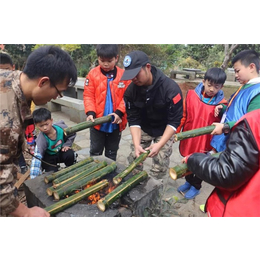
97;170;148;212
63;115;112;136
53;162;117;200
221;44;239;71
44;157;94;183
45;179;109;215
169;153;220;180
174;125;215;142
113;151;150;185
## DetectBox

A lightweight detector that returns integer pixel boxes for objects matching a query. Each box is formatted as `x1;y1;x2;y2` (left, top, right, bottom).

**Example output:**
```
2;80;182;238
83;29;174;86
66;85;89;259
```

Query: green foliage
177;56;202;69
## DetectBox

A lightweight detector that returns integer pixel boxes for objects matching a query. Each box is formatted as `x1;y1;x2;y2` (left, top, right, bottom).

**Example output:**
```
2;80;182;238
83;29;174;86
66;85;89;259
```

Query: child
176;68;227;199
210;49;260;152
30;107;76;179
83;44;131;161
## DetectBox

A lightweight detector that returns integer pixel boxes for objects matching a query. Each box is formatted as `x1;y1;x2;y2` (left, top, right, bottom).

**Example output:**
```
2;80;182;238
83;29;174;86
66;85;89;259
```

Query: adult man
0;45;77;217
122;50;183;179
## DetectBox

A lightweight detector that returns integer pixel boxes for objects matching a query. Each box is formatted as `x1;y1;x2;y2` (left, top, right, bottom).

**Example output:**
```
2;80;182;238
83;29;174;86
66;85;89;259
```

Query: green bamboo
113;150;150;185
97;170;148;212
64;115;112;136
174;125;216;142
53;162;117;200
45;179;109;215
169;152;221;180
44;157;94;183
52;161;107;188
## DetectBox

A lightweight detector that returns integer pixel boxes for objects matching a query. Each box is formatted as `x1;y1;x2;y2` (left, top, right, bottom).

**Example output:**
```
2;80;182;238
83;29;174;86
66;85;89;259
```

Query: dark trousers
185;174;202;190
90;127;121;161
42;149;75;173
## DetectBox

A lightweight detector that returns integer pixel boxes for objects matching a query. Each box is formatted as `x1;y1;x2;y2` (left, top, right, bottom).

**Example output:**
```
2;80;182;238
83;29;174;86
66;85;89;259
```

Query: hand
146;143;161;157
214;105;223;117
10;203;50;217
109;113;122;124
135;145;146;158
211;123;224;135
86;115;95;122
62;146;71;152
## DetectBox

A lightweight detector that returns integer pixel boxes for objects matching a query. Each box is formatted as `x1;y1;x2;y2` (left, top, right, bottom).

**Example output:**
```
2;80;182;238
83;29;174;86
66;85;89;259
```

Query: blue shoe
185;186;200;199
177;182;191;193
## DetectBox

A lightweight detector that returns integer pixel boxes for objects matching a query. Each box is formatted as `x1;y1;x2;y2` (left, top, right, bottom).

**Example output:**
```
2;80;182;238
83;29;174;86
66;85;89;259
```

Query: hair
0;52;13;65
232;49;260;72
32;107;52;123
96;44;119;59
204;67;226;84
23;45;78;87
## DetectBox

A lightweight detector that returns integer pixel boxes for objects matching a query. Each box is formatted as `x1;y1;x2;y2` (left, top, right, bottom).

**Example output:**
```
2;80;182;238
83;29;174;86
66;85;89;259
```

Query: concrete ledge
170;70;196;80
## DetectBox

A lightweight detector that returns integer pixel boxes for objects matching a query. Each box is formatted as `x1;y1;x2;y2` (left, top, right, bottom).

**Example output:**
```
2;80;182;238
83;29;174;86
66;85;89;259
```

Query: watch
223;123;230;134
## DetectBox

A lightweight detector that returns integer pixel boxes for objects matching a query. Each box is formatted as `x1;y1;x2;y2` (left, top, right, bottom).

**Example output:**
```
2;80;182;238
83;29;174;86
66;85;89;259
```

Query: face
132;64;152;86
98;56;118;72
35;119;53;135
203;79;223;97
0;63;14;70
233;60;255;84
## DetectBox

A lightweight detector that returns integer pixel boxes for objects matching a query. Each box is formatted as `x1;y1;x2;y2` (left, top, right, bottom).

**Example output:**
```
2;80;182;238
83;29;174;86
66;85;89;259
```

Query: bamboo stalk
52;161;107;188
97;170;148;212
45;179;109;215
44;157;94;184
113;150;150;185
64;115;112;136
53;162;117;200
169;152;221;180
174;125;215;142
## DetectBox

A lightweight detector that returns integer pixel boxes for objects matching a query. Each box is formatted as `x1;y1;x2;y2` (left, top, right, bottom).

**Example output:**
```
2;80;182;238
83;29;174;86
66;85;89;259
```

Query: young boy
177;68;227;199
83;44;131;161
210;49;260;152
29;108;76;179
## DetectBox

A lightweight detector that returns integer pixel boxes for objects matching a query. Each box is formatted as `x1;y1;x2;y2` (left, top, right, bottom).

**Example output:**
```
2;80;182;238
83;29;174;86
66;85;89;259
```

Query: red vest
206;110;260;217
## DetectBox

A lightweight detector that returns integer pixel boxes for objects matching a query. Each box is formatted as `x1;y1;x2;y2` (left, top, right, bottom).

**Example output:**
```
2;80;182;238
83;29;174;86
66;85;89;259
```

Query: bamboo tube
169;152;220;180
64;115;112;136
174;125;215;142
113;150;150;185
52;161;107;188
97;170;148;212
53;162;117;200
44;157;94;184
45;179;109;215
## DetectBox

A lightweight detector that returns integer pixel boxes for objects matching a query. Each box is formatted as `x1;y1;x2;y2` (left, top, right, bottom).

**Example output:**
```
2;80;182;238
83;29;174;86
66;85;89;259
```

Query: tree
220;44;239;70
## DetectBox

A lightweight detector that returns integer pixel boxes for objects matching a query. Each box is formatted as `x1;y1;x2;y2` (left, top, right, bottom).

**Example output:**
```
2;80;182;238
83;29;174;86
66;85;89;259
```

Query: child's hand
214;105;223;117
86;115;95;122
109;113;122;124
211;123;224;135
62;146;71;152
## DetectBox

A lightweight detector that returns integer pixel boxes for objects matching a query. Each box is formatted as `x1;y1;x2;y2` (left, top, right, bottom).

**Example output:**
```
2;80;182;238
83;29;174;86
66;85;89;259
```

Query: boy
0;45;77;217
176;68;227;199
210;49;260;152
30;108;76;179
83;44;131;161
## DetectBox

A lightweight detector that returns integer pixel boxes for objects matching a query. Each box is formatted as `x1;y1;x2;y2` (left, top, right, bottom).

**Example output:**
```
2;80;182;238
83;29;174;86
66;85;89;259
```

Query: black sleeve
187;119;259;191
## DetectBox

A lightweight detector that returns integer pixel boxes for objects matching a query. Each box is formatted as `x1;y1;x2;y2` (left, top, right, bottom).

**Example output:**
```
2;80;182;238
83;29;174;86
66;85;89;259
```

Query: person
176;68;227;199
0;52;36;175
184;108;260;217
0;45;77;217
29;107;76;179
83;44;131;161
122;50;183;179
210;49;260;152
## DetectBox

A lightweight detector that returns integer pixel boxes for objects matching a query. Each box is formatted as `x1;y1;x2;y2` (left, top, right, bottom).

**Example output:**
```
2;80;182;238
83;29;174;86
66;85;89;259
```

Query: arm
129;126;146;158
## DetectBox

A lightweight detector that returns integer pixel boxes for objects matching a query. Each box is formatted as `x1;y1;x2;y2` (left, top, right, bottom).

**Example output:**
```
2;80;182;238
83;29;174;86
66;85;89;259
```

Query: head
121;50;152;86
203;67;226;97
0;52;15;70
32;107;53;134
96;44;119;72
232;49;260;84
22;45;77;105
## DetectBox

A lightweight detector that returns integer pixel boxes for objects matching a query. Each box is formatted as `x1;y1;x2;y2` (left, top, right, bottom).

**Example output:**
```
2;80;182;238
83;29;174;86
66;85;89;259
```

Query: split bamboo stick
97;170;148;212
113;150;150;185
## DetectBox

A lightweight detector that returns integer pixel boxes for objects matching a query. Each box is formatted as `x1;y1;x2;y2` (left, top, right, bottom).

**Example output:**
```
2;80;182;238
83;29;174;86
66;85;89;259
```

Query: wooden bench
170;70;196;80
47;96;86;123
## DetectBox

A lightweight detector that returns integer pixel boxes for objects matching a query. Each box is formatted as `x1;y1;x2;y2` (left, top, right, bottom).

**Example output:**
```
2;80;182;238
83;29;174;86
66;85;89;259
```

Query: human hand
62;146;71;152
146;143;161;157
135;145;146;158
26;206;50;217
86;115;95;122
109;113;122;125
214;105;223;117
211;123;224;135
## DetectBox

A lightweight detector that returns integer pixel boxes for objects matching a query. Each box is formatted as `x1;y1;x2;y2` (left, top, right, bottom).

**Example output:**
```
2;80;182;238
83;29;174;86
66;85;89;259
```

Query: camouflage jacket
0;69;32;216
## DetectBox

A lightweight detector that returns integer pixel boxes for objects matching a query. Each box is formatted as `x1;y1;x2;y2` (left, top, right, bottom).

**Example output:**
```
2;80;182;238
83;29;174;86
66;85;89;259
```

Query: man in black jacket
121;50;183;179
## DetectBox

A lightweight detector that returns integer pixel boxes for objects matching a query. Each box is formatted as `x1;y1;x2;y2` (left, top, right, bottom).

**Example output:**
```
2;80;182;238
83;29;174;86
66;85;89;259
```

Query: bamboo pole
169;152;220;180
44;157;94;184
97;170;148;212
63;115;112;136
53;162;117;200
174;125;215;142
45;179;109;215
113;150;150;185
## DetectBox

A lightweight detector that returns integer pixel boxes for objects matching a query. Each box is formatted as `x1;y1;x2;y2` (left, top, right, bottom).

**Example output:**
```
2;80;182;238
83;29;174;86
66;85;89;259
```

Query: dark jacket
123;66;183;137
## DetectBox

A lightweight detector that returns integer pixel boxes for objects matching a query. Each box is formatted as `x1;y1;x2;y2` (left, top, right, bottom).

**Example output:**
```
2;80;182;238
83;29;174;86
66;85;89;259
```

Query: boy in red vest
176;68;227;199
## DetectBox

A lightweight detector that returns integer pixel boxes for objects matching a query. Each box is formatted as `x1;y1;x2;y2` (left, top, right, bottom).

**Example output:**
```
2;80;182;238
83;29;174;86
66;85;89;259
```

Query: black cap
120;50;150;80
